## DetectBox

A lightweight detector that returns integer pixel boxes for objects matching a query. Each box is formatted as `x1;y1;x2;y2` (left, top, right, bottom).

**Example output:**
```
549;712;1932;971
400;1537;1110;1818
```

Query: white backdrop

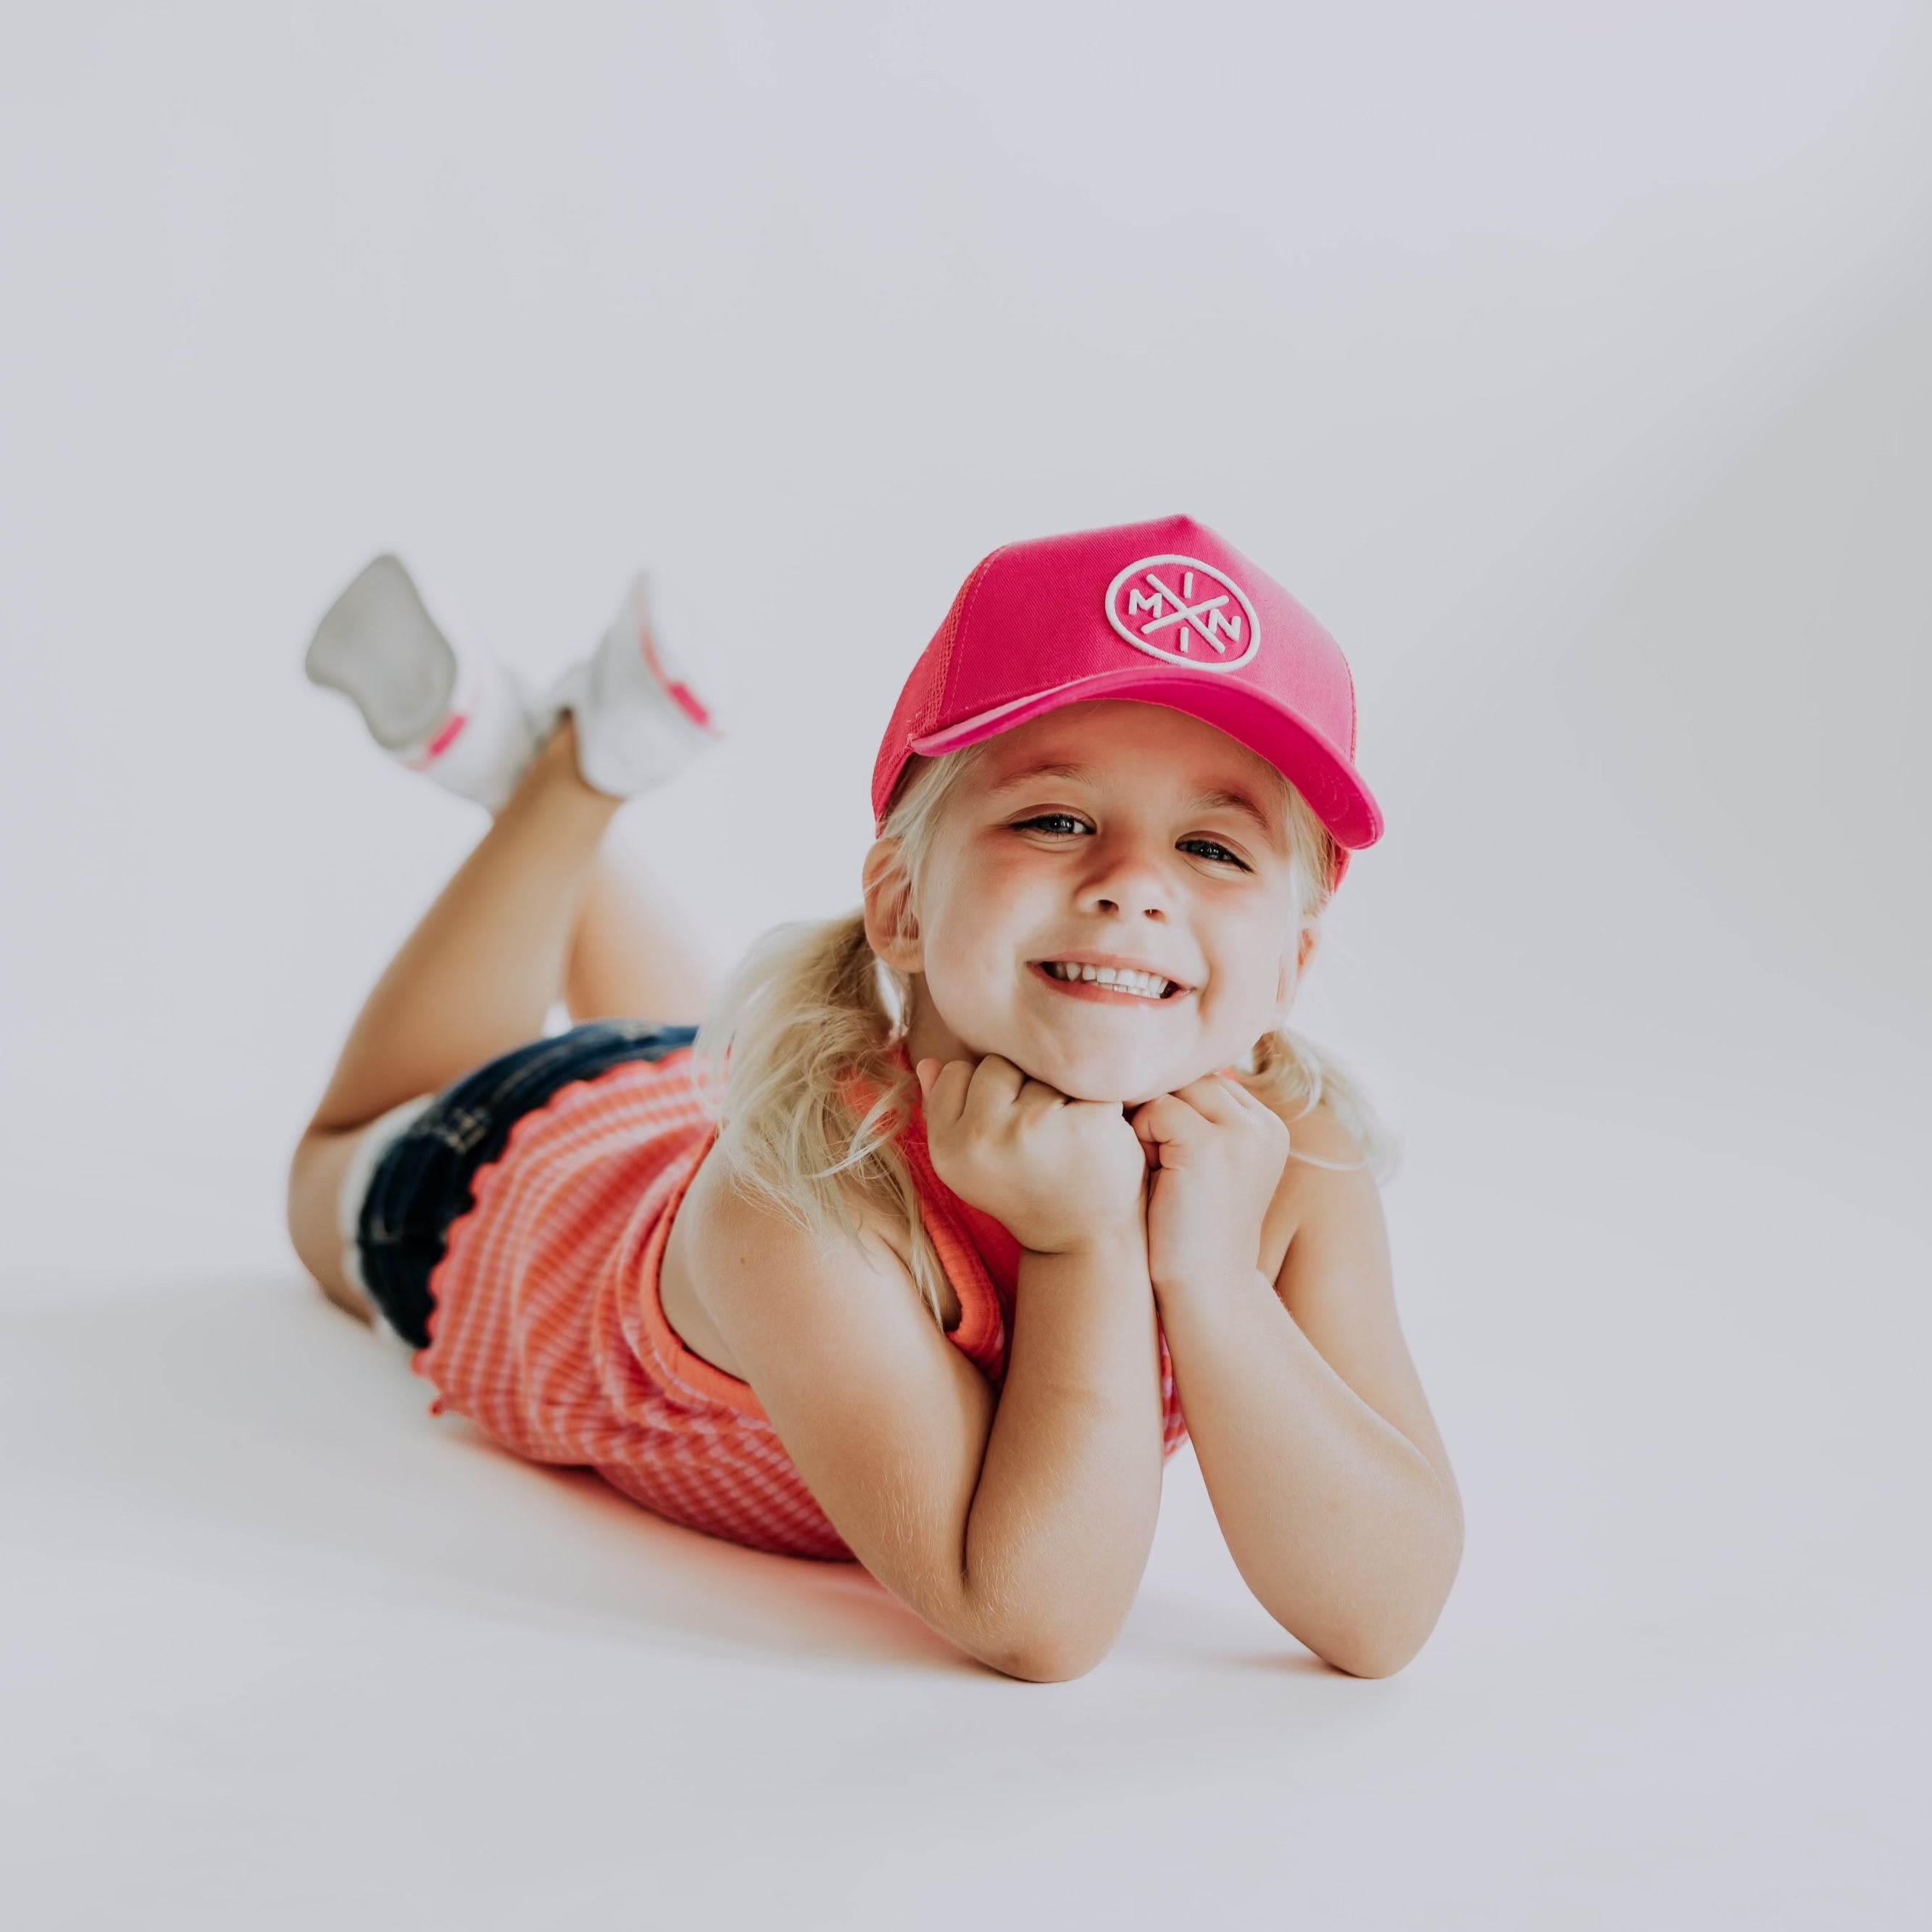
3;5;1928;1926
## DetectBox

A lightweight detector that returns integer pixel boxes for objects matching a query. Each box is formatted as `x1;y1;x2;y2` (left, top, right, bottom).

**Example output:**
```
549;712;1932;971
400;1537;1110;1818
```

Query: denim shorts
351;1020;700;1349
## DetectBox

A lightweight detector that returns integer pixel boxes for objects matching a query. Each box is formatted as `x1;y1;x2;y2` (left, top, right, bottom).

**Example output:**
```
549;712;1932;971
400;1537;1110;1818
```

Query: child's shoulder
1289;1102;1377;1207
1270;1094;1367;1167
1245;1088;1382;1277
679;1138;953;1325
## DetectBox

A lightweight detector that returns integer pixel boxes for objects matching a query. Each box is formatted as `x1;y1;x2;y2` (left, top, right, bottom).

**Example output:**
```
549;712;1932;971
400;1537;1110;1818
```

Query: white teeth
1042;962;1174;999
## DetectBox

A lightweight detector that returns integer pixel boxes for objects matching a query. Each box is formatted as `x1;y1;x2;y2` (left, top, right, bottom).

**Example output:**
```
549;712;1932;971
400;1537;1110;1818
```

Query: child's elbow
1319;1624;1431;1680
974;1615;1116;1684
987;1644;1104;1684
1309;1549;1463;1679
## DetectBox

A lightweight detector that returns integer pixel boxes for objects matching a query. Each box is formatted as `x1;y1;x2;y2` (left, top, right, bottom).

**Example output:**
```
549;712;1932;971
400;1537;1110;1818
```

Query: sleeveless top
414;1046;1188;1560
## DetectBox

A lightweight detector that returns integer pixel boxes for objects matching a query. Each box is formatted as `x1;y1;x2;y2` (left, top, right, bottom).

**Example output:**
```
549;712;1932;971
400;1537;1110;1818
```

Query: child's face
895;702;1312;1106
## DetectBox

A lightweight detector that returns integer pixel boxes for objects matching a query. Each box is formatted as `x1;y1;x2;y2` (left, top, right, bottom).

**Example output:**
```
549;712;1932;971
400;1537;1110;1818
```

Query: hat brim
908;666;1383;850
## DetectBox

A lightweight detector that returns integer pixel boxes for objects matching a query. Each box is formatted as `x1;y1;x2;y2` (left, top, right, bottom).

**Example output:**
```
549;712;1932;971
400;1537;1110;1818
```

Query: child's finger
1214;1070;1275;1115
963;1054;1025;1124
923;1057;975;1128
1133;1091;1212;1157
1170;1074;1254;1128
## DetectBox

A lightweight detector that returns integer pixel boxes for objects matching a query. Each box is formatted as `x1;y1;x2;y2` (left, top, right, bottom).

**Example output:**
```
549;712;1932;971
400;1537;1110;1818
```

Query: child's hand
915;1056;1148;1258
1129;1075;1291;1296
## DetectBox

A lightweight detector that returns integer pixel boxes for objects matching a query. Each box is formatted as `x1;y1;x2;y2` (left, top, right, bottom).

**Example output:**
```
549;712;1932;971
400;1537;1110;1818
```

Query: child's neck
901;979;970;1071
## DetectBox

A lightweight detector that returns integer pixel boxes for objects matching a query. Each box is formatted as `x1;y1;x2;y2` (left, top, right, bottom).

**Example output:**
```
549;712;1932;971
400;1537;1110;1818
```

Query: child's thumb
914;1057;940;1099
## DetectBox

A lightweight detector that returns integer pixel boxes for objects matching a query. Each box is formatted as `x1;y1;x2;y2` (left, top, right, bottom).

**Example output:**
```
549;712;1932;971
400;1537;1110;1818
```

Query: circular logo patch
1104;554;1260;670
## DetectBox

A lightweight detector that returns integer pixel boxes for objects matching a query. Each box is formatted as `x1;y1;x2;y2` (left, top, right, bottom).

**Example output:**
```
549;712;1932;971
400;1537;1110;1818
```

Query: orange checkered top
415;1046;1189;1560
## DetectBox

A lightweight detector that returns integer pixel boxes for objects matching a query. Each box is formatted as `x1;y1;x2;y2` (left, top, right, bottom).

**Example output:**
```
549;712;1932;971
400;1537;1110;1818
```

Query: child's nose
1078;841;1173;920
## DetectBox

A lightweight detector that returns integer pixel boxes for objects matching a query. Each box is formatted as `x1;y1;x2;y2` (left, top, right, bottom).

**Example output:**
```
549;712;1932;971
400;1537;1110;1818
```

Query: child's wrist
1148;1257;1265;1307
1023;1220;1146;1265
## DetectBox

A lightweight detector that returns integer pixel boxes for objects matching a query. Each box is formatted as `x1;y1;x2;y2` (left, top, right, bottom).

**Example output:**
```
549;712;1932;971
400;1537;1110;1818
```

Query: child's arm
688;1056;1165;1681
1133;1079;1462;1678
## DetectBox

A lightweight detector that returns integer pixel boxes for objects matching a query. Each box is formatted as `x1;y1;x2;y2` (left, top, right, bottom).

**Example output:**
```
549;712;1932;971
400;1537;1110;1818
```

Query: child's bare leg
288;722;620;1303
565;849;716;1025
313;721;620;1128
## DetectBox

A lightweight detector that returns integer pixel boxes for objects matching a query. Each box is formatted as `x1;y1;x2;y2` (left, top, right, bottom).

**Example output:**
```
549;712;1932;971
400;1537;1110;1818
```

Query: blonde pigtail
694;910;947;1322
1246;1025;1395;1180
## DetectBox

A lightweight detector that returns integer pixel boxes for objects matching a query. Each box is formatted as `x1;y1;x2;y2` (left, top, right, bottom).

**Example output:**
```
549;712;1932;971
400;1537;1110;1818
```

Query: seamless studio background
2;5;1928;1927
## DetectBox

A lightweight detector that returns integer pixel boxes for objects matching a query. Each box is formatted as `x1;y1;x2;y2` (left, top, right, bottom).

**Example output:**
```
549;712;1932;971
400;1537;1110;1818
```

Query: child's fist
915;1054;1147;1257
1128;1074;1290;1295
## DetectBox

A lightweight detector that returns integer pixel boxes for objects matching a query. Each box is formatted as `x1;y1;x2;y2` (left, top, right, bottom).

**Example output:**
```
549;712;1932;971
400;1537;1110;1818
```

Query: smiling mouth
1035;960;1185;1001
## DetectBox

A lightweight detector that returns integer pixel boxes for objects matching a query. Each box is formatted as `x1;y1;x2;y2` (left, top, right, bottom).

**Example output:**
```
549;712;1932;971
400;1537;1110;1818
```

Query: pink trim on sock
407;711;470;767
639;630;713;728
667;680;711;727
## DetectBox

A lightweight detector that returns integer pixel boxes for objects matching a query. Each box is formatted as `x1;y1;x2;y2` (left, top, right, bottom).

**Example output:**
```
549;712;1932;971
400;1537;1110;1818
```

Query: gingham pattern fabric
415;1050;1188;1561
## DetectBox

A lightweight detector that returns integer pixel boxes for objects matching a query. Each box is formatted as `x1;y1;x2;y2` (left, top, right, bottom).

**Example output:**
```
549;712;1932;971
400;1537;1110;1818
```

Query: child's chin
1025;1043;1181;1108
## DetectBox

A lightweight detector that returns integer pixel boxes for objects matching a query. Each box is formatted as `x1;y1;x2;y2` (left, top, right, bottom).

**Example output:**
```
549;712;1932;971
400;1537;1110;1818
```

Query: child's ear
862;838;923;973
1275;923;1320;1012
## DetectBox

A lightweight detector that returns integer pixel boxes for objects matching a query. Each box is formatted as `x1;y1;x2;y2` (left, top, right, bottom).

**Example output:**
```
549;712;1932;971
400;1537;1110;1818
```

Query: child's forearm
957;1233;1165;1680
1157;1268;1463;1677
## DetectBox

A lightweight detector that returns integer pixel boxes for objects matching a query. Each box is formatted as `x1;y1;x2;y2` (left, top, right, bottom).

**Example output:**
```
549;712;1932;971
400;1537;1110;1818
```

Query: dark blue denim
357;1020;699;1349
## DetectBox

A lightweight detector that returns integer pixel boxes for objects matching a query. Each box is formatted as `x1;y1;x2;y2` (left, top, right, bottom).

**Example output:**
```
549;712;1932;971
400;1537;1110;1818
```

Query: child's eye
1014;813;1091;837
1178;837;1250;870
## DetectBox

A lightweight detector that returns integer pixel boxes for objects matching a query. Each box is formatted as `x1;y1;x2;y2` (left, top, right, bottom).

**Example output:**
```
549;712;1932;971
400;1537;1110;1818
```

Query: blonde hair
695;740;1388;1323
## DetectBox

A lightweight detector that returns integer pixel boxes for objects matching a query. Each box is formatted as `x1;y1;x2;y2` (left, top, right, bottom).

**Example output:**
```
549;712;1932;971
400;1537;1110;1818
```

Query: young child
288;517;1462;1682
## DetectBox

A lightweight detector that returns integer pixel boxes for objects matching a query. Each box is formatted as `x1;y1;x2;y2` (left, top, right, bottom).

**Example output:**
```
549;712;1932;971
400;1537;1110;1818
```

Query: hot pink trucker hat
871;515;1383;865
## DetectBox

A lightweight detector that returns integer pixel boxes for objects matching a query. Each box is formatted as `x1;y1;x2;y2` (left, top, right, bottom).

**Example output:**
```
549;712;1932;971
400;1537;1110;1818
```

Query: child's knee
286;1128;363;1307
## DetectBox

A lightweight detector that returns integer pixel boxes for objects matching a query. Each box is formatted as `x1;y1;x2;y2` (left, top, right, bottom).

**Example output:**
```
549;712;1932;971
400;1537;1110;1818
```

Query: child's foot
549;575;720;799
304;555;544;813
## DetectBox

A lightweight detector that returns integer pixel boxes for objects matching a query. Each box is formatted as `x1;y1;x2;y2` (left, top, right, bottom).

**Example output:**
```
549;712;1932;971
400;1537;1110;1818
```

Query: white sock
305;555;544;814
549;574;720;799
